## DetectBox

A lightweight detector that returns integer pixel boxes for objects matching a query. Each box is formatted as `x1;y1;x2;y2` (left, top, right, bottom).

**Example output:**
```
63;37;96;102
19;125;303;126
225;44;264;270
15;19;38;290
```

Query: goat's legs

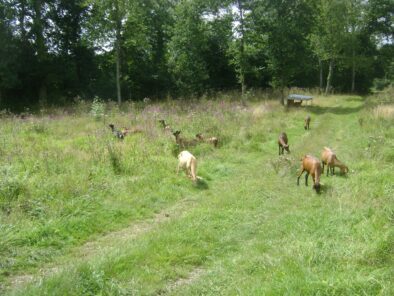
176;164;180;175
305;173;309;186
297;169;305;185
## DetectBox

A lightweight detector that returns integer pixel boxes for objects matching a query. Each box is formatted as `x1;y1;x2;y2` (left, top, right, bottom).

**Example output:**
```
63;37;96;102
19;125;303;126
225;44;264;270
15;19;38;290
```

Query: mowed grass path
1;94;393;295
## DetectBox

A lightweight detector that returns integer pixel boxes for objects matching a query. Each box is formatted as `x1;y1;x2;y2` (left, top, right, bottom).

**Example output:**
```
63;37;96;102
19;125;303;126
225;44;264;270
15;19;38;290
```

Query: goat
297;155;322;193
109;124;124;140
304;115;311;130
173;130;197;149
321;147;349;176
121;127;143;136
177;150;197;182
278;132;290;155
195;133;219;148
159;119;173;132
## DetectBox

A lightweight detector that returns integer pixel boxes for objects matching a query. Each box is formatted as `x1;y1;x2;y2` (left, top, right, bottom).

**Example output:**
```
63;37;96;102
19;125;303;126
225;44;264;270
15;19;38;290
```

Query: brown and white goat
196;133;219;147
297;155;322;193
278;132;290;155
304;115;311;130
109;124;124;140
173;130;197;149
177;150;197;182
321;147;349;176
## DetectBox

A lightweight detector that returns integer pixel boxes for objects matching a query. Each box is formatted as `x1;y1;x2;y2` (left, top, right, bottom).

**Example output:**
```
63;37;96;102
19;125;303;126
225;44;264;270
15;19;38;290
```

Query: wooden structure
287;94;313;106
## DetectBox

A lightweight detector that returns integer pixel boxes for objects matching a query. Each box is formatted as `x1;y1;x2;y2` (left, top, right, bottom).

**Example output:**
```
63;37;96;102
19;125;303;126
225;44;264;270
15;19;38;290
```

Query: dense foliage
0;0;393;109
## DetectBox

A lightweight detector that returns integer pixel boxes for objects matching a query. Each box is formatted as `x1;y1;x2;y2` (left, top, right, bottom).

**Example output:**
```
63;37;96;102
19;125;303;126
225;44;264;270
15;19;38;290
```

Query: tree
166;0;210;96
366;0;394;41
344;0;366;93
0;2;19;106
88;0;128;104
310;0;348;95
254;0;315;104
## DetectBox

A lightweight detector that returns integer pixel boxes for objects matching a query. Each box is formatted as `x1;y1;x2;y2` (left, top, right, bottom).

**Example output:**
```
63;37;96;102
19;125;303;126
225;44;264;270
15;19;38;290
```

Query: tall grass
0;91;393;295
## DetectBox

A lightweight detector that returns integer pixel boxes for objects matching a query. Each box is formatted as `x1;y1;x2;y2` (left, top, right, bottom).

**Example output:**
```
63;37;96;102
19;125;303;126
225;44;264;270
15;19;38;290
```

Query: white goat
177;151;197;182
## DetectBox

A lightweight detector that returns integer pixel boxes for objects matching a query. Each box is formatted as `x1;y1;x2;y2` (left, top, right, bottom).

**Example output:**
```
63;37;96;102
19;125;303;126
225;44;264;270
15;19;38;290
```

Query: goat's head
109;124;115;131
195;133;203;140
313;183;321;193
340;165;349;174
173;130;181;137
284;144;290;153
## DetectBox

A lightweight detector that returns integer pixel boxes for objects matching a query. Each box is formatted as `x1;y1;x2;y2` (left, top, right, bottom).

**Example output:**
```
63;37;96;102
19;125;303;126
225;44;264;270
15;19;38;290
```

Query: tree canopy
0;0;392;109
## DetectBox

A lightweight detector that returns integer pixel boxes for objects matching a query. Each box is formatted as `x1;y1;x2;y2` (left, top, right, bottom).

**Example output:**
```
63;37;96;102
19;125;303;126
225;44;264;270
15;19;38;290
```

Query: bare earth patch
7;199;197;292
161;267;205;295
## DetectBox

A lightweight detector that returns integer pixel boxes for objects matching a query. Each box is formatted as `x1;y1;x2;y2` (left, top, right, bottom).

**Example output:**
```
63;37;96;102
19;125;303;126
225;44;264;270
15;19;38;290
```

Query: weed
90;97;105;120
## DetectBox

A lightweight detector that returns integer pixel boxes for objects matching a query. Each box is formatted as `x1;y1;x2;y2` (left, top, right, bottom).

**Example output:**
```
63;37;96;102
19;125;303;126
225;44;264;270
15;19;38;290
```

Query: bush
90;97;105;120
373;78;391;91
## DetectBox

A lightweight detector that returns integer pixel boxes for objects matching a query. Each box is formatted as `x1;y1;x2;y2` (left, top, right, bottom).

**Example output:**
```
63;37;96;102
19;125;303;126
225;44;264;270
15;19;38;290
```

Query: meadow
0;89;393;295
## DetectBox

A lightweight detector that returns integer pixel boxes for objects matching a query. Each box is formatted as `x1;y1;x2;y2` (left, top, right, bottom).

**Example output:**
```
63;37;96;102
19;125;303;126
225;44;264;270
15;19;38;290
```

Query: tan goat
321;147;349;176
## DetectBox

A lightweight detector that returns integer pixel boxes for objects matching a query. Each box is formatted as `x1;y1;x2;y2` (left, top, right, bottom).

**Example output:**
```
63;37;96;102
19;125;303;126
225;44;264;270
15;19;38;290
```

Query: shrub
90;97;105;120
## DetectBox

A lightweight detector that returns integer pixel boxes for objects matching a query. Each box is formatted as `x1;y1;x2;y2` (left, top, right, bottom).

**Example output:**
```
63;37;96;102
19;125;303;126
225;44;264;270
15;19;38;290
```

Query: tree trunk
319;58;323;93
325;59;334;95
116;45;121;104
280;87;285;106
237;0;246;97
114;0;122;105
39;84;47;106
33;0;45;59
19;0;27;42
33;0;47;105
351;49;356;93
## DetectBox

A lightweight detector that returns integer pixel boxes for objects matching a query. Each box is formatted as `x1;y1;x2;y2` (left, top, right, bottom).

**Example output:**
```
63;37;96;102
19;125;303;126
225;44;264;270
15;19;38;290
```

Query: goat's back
302;155;321;172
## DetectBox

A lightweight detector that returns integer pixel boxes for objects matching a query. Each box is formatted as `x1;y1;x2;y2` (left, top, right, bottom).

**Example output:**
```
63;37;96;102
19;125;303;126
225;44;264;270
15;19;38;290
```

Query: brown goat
321;147;349;176
121;127;143;136
278;132;290;155
304;115;311;130
297;155;322;193
173;130;197;149
196;133;219;147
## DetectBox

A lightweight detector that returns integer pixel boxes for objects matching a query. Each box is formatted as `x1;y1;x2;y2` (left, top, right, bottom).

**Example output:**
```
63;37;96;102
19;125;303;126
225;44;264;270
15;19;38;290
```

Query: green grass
0;91;393;295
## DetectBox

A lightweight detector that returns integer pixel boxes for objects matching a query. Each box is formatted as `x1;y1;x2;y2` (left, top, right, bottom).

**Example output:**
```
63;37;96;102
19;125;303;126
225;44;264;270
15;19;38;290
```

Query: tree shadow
305;104;364;115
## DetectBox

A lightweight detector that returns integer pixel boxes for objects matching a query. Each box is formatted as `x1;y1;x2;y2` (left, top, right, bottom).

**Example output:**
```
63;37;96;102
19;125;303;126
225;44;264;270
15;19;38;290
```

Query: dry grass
373;104;394;119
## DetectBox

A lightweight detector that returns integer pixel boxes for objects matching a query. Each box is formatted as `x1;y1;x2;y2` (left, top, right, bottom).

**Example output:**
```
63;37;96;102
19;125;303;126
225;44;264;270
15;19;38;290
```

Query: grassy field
0;90;393;295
